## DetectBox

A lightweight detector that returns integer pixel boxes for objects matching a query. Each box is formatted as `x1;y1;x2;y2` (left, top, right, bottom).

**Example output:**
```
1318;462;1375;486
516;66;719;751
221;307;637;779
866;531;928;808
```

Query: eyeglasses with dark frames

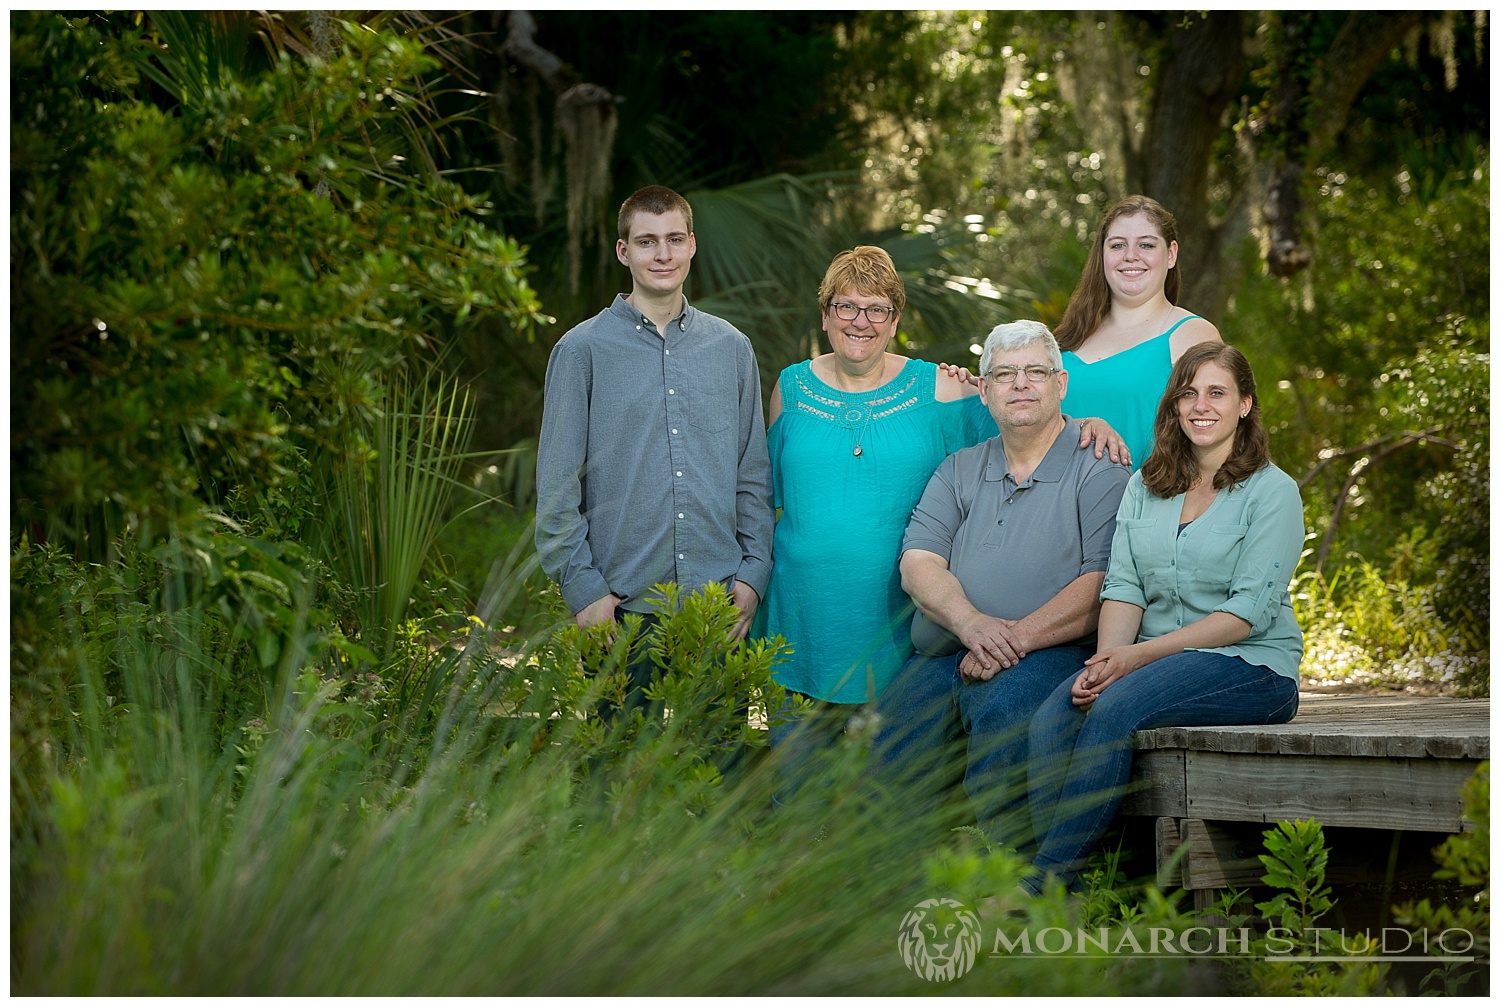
829;301;894;324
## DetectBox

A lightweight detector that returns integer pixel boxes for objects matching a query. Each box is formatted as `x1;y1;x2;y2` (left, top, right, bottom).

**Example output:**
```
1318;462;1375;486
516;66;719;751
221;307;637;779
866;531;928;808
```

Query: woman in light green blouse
1022;341;1304;894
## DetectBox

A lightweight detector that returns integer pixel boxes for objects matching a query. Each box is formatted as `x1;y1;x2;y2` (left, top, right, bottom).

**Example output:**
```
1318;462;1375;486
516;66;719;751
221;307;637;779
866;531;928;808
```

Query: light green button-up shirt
1101;464;1306;680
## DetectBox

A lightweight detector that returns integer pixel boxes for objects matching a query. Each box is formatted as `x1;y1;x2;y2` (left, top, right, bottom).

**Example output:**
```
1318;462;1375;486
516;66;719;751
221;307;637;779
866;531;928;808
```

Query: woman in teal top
1053;195;1223;467
1023;343;1303;894
755;247;993;712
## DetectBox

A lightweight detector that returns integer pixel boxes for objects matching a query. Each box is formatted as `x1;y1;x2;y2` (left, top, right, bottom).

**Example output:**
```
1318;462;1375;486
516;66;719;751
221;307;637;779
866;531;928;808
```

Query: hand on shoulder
934;365;980;402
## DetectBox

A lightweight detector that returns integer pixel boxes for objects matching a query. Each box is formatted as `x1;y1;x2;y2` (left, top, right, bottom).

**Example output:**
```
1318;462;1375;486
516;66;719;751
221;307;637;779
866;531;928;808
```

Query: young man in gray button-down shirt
875;320;1130;847
535;185;774;672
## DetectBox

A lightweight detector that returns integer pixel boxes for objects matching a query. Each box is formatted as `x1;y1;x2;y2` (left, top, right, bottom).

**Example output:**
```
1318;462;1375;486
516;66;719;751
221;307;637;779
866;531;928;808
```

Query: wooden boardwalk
1120;694;1489;894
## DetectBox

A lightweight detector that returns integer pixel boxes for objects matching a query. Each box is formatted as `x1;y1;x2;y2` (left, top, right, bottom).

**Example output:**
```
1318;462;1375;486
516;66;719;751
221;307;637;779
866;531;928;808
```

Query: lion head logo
898;897;982;981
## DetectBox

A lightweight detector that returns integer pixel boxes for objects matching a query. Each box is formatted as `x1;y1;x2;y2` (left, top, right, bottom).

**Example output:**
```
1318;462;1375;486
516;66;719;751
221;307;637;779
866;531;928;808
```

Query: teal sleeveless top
754;358;995;703
1061;315;1201;468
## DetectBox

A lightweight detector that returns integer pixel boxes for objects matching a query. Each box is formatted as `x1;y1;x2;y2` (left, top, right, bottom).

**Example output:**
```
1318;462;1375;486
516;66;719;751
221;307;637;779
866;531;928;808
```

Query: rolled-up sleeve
1215;470;1306;634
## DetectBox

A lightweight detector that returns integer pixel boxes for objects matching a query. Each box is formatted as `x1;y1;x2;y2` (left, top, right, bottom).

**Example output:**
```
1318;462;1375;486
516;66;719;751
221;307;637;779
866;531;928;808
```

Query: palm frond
687;174;1019;376
141;11;259;106
324;374;476;656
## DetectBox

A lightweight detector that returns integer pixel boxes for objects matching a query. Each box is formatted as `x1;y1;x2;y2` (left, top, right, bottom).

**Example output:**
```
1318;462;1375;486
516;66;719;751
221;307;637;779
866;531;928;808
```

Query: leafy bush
1295;558;1488;695
11;12;544;556
1229;161;1490;693
1392;762;1489;995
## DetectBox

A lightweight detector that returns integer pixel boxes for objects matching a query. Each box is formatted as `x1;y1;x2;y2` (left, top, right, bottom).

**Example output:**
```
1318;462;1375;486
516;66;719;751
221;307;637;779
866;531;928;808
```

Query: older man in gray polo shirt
876;319;1129;847
535;185;774;714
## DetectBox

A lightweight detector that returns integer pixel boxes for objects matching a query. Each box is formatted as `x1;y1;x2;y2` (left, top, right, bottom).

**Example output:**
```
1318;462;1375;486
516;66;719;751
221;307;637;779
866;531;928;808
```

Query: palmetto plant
689;173;1030;387
138;10;485;179
324;374;475;658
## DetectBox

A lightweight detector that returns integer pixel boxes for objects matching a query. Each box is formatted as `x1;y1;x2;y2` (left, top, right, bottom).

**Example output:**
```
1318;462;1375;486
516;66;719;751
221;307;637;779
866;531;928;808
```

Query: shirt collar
610;292;694;333
985;414;1080;484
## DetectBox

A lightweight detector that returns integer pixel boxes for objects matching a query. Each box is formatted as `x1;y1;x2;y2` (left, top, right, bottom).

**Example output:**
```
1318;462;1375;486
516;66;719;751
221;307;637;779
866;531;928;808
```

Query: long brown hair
1053;195;1182;352
1141;342;1271;498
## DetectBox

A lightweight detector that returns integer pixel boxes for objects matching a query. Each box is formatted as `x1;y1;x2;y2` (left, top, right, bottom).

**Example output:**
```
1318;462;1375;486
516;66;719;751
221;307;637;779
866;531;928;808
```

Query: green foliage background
9;10;1490;995
12;13;544;555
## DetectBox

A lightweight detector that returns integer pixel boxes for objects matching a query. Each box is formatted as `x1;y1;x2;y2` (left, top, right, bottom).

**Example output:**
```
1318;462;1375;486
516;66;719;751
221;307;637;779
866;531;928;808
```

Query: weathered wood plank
1155;817;1185;890
1119;749;1186;818
1182;752;1481;832
1182;818;1265;890
1132;695;1489;759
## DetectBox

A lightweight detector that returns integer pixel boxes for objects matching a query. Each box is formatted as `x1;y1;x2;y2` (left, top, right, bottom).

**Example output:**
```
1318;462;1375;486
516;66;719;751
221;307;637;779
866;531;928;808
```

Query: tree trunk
496;11;618;293
1131;12;1246;319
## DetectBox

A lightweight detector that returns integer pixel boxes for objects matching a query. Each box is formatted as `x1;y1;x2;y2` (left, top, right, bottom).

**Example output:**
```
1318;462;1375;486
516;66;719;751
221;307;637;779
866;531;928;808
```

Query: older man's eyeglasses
987;365;1058;385
830;301;894;324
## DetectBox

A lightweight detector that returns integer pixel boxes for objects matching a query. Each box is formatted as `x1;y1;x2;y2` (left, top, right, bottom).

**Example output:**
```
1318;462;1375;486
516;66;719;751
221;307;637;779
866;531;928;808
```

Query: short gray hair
980;320;1062;377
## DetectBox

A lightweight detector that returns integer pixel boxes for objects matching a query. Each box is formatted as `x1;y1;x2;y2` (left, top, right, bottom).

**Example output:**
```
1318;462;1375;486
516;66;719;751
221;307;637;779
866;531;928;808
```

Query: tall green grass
14;579;1206;995
323;374;475;659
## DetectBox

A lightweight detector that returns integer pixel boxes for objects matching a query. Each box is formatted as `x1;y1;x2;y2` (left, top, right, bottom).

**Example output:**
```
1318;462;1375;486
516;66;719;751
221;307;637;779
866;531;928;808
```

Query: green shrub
1392;762;1489;995
1294;559;1488;694
11;12;544;556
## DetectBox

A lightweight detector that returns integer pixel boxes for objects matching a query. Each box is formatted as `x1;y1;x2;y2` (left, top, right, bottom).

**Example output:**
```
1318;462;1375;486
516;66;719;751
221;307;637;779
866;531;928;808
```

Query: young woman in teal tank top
1052;196;1222;468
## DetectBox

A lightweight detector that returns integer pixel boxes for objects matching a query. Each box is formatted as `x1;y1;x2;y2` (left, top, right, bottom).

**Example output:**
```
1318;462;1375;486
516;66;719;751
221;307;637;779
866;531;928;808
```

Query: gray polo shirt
535;294;774;615
902;415;1130;656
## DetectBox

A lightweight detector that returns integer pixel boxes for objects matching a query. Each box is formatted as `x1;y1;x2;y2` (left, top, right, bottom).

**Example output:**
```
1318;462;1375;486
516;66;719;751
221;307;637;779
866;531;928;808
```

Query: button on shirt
535;294;774;615
902;419;1130;656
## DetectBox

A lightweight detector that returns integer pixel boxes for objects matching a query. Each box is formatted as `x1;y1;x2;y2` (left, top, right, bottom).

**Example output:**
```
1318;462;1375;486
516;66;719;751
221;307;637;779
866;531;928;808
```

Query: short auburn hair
617;185;693;241
817;245;906;315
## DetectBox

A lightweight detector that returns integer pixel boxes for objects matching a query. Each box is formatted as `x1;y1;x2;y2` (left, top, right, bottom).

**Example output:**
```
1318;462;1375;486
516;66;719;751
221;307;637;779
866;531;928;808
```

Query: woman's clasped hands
1070;644;1149;707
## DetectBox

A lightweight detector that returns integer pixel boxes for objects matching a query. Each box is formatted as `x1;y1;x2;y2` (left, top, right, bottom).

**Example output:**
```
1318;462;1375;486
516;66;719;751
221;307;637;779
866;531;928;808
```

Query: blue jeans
1025;651;1299;893
875;645;1090;848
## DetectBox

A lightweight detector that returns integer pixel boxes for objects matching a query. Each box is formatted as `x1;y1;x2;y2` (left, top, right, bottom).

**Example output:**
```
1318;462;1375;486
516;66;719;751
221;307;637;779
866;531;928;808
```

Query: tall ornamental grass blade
16;580;1206;995
324;373;475;657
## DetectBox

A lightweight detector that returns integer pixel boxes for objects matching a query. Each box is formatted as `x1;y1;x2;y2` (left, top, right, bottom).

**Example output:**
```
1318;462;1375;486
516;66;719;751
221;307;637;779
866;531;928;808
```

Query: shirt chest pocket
686;396;733;434
678;361;735;435
1193;524;1249;588
1116;517;1163;574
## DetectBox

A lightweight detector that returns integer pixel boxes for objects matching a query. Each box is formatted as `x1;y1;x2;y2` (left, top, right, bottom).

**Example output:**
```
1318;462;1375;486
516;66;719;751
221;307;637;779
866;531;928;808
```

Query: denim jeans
605;612;663;722
1024;651;1299;893
874;645;1090;848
